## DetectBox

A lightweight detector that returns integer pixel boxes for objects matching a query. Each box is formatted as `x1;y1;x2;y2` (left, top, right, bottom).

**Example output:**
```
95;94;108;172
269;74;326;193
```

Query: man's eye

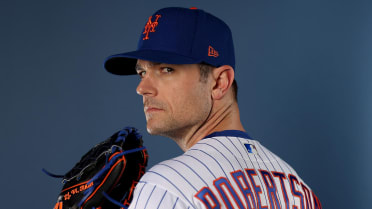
162;67;174;73
137;71;146;78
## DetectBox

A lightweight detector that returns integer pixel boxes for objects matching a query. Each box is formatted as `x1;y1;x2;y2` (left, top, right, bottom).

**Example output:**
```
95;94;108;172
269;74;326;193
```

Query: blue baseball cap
104;7;235;75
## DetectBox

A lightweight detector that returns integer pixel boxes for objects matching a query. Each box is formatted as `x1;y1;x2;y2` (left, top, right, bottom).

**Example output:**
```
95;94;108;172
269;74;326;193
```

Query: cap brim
104;50;202;75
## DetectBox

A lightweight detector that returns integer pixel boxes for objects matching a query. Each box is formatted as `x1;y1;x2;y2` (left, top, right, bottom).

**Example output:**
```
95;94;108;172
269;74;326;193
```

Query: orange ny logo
143;14;161;40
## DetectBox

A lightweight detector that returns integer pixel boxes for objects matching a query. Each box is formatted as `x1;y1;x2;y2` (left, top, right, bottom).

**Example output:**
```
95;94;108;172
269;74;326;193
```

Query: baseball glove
45;127;148;209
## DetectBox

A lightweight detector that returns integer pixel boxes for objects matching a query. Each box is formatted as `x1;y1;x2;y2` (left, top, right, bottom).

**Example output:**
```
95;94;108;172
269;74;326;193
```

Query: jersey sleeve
128;181;193;209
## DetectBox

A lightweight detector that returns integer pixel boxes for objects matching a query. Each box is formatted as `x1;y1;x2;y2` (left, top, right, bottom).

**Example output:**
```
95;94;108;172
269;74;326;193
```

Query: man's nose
136;75;157;97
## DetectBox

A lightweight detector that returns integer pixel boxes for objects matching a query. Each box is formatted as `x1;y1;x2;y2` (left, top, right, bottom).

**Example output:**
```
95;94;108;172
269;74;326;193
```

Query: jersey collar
203;130;251;140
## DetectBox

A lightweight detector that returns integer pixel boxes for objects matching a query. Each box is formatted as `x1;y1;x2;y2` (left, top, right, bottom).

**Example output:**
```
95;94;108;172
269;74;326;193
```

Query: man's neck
177;102;244;151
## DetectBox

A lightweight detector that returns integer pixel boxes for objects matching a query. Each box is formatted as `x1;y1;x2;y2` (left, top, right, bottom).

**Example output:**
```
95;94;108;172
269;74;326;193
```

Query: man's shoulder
135;155;199;207
140;154;195;184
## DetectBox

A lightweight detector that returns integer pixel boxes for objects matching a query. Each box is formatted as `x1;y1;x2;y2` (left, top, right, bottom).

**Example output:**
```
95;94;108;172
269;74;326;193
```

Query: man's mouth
144;106;163;113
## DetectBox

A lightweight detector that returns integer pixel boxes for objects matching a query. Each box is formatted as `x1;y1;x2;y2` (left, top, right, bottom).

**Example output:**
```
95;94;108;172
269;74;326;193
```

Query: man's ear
211;65;235;100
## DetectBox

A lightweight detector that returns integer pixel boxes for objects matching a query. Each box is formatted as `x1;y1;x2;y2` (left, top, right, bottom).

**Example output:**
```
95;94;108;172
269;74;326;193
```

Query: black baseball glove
45;127;148;209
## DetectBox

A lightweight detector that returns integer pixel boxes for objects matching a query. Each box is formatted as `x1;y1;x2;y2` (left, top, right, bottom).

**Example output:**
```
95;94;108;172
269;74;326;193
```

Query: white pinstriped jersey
129;130;321;209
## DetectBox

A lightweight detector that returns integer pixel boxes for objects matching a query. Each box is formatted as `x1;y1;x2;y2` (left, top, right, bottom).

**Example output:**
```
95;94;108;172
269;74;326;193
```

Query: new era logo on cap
208;45;219;57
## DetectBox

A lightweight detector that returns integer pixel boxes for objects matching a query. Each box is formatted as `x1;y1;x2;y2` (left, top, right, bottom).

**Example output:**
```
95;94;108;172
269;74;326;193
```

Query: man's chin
146;124;162;135
146;124;172;137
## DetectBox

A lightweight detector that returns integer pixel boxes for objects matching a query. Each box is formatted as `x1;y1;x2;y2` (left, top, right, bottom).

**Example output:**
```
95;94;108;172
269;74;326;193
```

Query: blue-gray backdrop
1;0;371;208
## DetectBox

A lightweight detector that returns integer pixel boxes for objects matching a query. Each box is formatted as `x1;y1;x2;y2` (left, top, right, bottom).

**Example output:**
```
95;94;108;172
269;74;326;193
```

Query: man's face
136;60;212;139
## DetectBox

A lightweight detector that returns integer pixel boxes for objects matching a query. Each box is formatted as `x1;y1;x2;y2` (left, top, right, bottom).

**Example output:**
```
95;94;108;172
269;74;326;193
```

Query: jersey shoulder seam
137;180;194;207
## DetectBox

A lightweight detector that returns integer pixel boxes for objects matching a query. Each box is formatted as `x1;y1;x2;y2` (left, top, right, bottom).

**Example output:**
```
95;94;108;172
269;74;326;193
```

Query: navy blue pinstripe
171;197;179;209
184;154;216;178
241;140;270;204
171;159;209;186
156;190;168;208
211;137;245;169
183;154;217;179
226;136;251;170
254;142;284;209
133;182;146;208
144;170;194;206
144;185;157;208
264;145;297;205
157;163;198;191
188;148;228;177
197;142;236;171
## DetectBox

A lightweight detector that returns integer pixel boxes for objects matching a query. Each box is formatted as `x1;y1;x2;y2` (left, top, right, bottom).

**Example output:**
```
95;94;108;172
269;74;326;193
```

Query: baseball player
104;7;322;209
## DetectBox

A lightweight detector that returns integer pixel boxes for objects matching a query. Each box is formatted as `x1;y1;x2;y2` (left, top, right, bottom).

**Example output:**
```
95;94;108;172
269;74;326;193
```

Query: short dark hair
198;63;238;101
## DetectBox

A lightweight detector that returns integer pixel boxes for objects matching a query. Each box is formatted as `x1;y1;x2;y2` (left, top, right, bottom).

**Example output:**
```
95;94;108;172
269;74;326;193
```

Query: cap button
189;7;198;10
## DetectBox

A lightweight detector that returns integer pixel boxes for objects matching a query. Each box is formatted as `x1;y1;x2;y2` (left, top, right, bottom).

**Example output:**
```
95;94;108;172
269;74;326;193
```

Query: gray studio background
1;0;371;208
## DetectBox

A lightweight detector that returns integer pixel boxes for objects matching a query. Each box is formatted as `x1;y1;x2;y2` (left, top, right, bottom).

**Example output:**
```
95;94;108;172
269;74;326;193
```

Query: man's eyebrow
135;62;162;72
135;64;144;72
